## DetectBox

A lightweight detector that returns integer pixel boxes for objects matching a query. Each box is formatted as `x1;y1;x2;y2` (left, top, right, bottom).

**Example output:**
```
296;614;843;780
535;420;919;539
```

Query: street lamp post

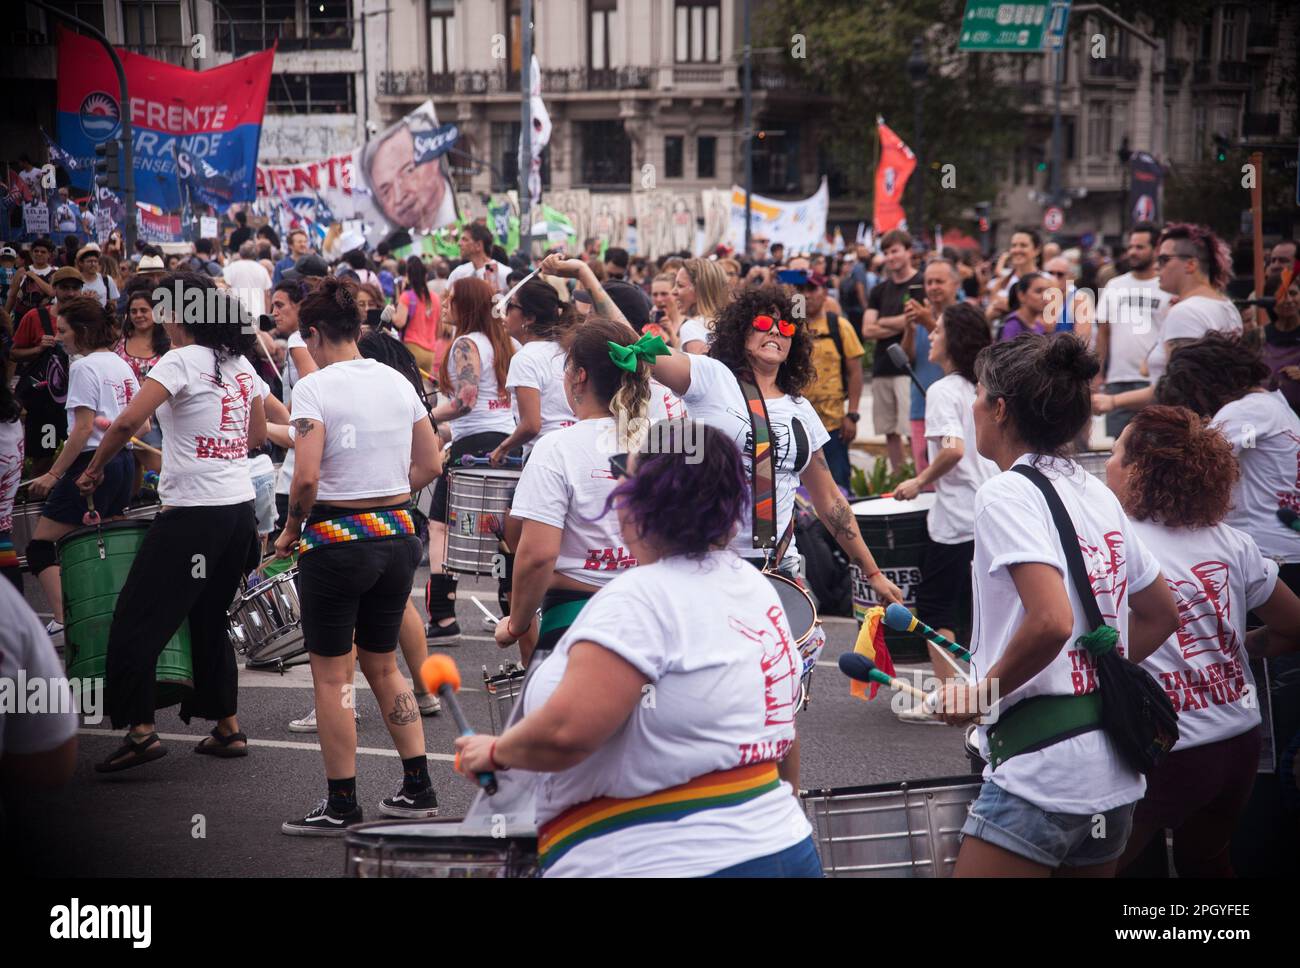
905;38;928;238
518;0;533;256
742;0;753;259
1117;135;1132;237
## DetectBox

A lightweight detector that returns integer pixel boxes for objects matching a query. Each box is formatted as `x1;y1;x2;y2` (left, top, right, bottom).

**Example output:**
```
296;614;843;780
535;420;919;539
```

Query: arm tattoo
288;501;308;522
811;451;829;471
388;691;419;726
825;500;858;543
292;418;316;438
451;339;478;391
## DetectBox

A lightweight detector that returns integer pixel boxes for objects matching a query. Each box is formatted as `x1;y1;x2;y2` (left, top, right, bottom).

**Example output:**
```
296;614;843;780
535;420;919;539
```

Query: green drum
59;520;193;709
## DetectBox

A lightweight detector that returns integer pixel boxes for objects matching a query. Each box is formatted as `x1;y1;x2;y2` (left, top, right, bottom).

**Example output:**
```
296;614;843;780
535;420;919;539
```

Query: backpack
15;307;69;407
820;310;849;388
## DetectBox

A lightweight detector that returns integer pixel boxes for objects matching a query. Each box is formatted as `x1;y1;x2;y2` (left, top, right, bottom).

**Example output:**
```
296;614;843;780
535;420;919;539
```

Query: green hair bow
607;332;670;373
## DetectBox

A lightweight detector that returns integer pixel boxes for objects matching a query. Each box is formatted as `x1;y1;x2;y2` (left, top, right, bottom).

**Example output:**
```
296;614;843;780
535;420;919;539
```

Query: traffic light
93;140;121;192
1212;134;1231;163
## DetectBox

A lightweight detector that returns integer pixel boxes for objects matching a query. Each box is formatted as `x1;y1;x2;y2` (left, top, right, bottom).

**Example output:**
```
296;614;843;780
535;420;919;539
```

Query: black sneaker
425;619;461;641
281;798;362;837
379;783;439;818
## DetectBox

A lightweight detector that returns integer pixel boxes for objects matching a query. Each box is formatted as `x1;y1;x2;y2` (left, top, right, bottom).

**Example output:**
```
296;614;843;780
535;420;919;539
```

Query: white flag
522;55;551;208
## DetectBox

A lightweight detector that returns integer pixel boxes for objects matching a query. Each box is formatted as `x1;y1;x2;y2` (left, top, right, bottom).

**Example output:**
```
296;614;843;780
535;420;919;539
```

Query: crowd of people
2;209;1298;878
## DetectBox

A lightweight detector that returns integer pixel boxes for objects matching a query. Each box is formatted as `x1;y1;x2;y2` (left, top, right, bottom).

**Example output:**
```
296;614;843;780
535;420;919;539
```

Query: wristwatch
846;411;861;422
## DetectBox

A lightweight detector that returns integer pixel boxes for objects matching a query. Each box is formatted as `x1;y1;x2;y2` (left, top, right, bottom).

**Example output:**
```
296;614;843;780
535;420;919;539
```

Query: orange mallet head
421;653;461;694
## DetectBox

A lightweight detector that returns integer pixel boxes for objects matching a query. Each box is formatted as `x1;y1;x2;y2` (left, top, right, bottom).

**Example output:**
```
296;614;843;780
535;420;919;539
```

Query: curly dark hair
299;276;361;343
708;284;814;397
1118;405;1238;528
1155;332;1269;417
940;302;992;383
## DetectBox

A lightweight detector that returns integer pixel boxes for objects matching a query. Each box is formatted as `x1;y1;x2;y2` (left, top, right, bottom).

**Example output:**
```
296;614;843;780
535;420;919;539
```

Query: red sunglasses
752;314;797;338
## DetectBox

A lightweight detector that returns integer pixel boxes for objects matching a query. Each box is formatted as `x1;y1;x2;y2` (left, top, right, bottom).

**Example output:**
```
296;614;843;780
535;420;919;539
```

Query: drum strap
985;692;1104;770
537;763;780;869
298;508;416;556
735;374;794;560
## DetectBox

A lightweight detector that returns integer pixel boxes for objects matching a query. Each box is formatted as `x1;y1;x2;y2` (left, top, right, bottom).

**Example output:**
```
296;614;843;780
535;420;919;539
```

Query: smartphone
366;308;382;330
907;284;925;302
777;269;809;286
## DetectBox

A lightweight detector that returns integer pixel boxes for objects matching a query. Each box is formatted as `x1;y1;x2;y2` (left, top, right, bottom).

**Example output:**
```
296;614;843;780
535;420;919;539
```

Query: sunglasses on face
1156;253;1192;267
752;314;797;337
609;453;630;480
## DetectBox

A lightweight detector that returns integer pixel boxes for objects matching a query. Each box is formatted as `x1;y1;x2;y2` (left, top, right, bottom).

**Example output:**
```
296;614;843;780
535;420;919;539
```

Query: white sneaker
896;705;944;725
288;707;361;733
416;692;442;716
45;619;64;636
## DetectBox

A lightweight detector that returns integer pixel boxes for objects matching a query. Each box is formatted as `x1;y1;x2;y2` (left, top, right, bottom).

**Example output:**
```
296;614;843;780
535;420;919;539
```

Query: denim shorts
248;457;277;535
704;836;824;878
960;780;1136;868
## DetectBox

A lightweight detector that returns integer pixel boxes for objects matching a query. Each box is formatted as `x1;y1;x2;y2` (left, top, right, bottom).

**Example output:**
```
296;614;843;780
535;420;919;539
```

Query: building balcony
1069;158;1124;190
218;18;354;55
1246;24;1276;51
1163;58;1187;87
1084;57;1140;82
1217;61;1253;84
669;63;728;87
1243;112;1280;137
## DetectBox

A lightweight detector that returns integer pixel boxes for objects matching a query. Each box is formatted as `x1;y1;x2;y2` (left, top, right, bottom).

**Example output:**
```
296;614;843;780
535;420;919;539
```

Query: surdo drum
344;820;539;878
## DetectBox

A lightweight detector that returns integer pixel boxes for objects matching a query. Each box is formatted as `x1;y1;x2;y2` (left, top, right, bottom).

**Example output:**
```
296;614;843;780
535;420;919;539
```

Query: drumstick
93;416;163;457
882;603;974;663
469;596;499;626
838;652;934;706
420;654;498;795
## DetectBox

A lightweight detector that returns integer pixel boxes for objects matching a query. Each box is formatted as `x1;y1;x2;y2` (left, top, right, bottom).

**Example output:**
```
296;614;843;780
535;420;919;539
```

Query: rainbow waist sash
298;509;416;556
0;533;16;571
537;763;781;869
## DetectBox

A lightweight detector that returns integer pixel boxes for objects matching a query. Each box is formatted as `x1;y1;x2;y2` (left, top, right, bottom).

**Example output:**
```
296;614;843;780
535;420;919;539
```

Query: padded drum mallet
838;652;935;709
882;603;973;663
420;654;498;795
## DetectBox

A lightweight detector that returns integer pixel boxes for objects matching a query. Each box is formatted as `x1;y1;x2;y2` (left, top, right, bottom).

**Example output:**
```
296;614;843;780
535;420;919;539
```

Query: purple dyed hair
601;420;748;559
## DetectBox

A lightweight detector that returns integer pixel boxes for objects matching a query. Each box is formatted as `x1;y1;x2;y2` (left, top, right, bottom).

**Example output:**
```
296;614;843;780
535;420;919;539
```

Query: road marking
77;728;457;762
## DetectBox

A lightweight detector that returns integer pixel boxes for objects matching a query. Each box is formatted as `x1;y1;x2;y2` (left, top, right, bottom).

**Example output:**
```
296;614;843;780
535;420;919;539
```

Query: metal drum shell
344;819;539;878
849;494;936;663
802;775;982;877
444;467;520;576
13;500;158;569
228;568;306;669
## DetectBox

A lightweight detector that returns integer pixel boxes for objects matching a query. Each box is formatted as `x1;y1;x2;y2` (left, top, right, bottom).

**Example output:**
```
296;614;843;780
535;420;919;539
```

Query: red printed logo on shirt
1166;560;1239;660
107;378;134;408
729;607;799;726
1078;531;1127;620
582;546;637;571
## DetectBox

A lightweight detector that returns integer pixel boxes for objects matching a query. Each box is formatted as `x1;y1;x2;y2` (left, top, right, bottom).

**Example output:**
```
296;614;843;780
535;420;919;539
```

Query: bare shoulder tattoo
292;418;316;438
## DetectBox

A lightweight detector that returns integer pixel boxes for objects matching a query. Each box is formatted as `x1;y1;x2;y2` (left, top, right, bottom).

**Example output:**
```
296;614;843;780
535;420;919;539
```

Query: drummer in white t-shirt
893;303;998;704
1094;222;1241;421
424;277;520;641
1103;404;1300;875
79;277;267;772
26;296;141;636
269;278;317;533
936;332;1179;876
1157;332;1300;590
455;424;821;877
494;315;661;667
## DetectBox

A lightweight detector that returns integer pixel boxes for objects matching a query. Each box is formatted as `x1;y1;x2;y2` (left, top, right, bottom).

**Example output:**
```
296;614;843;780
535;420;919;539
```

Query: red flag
873;120;916;235
848;606;897;700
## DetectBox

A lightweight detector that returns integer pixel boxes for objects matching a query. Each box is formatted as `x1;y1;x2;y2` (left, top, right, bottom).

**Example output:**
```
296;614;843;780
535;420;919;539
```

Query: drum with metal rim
1073;450;1111;484
228;566;307;670
445;468;520;575
802;775;982;877
764;571;825;711
344;819;539;878
483;662;527;734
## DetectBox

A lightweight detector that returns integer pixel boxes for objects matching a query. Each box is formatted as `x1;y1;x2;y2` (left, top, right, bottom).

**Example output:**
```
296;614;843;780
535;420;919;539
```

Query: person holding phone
861;230;922;474
448;224;510;292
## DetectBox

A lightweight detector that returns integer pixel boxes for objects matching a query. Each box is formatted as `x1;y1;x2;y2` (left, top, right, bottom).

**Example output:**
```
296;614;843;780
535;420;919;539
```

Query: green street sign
958;0;1072;52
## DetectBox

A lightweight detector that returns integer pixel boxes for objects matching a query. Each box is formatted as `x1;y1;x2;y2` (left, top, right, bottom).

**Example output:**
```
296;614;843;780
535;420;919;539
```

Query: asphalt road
9;567;974;878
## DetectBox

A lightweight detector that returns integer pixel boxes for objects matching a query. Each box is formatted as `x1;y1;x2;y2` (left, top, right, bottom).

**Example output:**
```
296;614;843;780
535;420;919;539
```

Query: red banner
873;121;916;235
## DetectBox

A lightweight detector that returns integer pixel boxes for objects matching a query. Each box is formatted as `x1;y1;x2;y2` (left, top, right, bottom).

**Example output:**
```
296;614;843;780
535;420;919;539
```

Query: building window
508;0;539;78
664;136;684;179
751;125;800;194
221;0;352;54
430;0;456;74
1219;7;1237;60
578;120;631;187
1087;100;1113;156
589;0;617;71
697;135;716;179
266;73;356;114
47;0;106;35
122;1;184;48
675;1;720;64
490;121;551;193
1198;21;1212;59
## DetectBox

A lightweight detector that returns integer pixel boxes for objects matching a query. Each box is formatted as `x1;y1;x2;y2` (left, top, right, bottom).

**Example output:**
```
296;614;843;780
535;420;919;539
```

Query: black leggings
105;503;258;728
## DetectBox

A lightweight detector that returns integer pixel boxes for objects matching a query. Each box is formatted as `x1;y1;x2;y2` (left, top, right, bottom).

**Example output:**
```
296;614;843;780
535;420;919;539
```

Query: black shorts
41;450;134;526
430;430;517;522
296;503;421;657
915;538;974;635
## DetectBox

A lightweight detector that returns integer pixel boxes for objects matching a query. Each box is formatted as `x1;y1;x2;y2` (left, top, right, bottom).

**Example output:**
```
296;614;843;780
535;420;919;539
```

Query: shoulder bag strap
1009;463;1106;630
735;374;778;551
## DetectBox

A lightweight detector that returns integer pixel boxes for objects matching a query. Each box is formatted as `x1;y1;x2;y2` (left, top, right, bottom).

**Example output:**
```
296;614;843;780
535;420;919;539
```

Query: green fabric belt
538;598;589;639
986;692;1104;770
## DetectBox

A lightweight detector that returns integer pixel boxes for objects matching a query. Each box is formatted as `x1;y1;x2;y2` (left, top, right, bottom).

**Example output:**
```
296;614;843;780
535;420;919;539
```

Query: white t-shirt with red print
147;345;257;507
648;379;687;422
523;550;812;877
1129;519;1274;751
1212;390;1300;563
0;419;22;534
448;331;517;441
65;351;140;451
505;340;574;445
970;455;1162;814
509;417;635;586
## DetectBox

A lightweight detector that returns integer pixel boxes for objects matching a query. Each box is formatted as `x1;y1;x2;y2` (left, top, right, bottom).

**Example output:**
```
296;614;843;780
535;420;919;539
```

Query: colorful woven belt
537;763;780;869
0;534;16;571
298;508;416;556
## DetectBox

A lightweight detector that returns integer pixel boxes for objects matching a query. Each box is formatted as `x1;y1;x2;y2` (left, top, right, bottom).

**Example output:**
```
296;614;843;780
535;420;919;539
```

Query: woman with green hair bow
495;314;666;665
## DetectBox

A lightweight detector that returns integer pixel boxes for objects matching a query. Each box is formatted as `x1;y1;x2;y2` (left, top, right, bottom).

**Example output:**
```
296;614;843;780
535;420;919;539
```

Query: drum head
345;819;538;878
765;572;816;642
849;493;937;516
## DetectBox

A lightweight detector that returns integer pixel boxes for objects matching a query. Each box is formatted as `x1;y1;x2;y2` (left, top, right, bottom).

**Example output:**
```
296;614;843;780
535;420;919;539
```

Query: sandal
95;731;167;773
195;727;249;758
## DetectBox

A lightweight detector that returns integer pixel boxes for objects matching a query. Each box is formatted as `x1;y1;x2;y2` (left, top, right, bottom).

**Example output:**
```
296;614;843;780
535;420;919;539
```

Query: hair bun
1044;332;1099;382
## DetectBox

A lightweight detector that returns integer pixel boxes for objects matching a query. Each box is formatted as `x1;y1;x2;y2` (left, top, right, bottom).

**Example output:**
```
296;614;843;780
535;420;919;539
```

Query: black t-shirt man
866;271;922;376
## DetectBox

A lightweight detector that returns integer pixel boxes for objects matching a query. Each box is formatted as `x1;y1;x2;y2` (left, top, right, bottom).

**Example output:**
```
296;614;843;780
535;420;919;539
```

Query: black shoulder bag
1010;463;1179;775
